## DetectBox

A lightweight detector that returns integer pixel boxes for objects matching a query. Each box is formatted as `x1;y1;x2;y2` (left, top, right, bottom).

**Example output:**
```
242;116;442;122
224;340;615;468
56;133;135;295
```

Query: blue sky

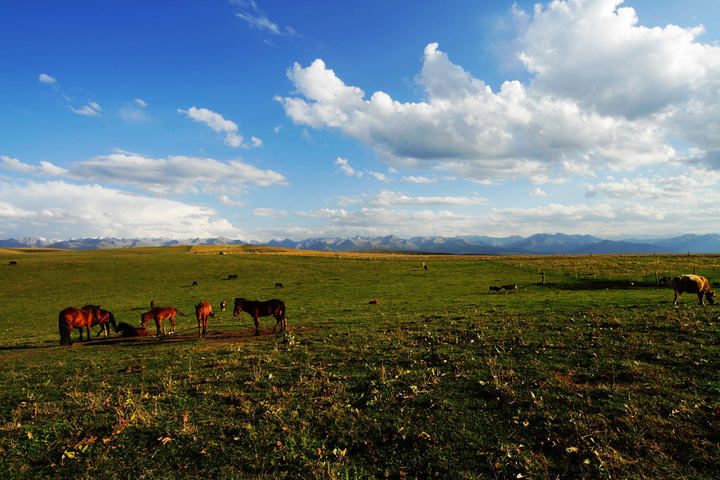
1;0;719;241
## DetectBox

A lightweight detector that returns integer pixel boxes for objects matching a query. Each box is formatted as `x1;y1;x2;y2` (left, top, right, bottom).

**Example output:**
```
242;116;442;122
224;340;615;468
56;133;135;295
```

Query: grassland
1;247;719;479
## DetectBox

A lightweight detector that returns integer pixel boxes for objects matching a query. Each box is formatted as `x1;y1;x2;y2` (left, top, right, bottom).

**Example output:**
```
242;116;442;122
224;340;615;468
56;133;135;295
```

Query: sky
1;0;719;241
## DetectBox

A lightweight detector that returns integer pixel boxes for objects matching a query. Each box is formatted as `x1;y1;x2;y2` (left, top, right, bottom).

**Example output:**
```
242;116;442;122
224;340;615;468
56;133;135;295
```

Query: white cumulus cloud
279;0;720;183
179;107;257;148
71;152;287;195
38;73;56;84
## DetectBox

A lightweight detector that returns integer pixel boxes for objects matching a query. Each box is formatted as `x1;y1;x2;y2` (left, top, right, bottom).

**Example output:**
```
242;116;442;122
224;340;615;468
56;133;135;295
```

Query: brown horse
82;305;116;337
195;301;214;337
233;298;286;336
59;305;103;345
141;306;184;336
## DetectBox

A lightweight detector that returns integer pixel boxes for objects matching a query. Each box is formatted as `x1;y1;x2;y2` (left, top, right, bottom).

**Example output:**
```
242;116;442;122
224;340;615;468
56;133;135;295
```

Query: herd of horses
58;297;287;346
57;274;715;346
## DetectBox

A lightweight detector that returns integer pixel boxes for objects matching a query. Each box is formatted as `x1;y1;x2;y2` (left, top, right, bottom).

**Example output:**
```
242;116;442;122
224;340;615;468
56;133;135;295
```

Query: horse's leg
254;313;260;336
698;292;705;305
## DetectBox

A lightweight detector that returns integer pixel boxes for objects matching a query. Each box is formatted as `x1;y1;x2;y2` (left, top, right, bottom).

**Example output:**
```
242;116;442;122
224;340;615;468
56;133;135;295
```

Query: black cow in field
672;274;716;305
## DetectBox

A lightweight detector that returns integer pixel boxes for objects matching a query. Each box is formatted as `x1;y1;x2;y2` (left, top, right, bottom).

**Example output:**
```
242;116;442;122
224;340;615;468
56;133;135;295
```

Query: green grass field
1;247;719;479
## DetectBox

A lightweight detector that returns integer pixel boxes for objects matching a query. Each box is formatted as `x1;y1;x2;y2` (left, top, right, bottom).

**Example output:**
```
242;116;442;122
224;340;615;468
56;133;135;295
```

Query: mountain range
2;233;719;255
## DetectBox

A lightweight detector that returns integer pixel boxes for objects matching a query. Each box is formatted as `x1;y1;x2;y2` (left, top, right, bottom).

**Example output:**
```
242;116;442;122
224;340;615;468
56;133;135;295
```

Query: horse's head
707;290;717;305
81;304;103;322
141;311;151;327
103;310;117;331
233;298;245;316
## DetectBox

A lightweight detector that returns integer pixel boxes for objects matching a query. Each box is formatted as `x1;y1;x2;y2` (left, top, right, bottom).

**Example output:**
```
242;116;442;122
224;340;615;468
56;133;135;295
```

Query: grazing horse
82;305;116;337
233;298;286;336
195;301;214;337
59;305;102;345
672;275;716;305
141;306;184;336
489;286;502;293
501;284;518;294
115;322;149;337
275;282;283;288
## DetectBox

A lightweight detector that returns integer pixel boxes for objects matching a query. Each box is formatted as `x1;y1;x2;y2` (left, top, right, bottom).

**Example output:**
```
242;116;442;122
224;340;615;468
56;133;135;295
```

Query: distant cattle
275;282;283;288
501;284;518;294
489;286;502;293
220;300;227;312
228;274;238;280
192;281;198;287
8;261;17;266
368;299;380;304
672;275;716;306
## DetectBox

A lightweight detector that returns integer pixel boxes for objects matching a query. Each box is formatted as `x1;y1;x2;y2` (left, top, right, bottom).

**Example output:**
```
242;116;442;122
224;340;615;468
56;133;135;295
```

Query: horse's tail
59;312;71;346
277;302;287;323
279;302;287;330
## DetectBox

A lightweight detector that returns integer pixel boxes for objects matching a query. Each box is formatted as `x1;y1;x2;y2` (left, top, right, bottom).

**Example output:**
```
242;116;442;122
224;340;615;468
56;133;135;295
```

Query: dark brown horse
233;298;286;336
115;322;149;337
59;305;103;345
141;306;184;336
195;301;214;337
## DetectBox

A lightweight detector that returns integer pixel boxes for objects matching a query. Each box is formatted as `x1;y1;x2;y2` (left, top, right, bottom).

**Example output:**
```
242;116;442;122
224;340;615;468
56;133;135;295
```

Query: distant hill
1;233;719;254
